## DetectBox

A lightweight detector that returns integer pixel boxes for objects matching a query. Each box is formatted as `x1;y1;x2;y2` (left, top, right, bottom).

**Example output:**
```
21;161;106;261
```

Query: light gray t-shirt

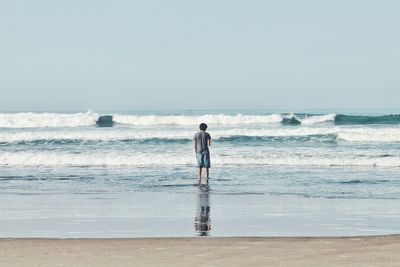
194;131;211;154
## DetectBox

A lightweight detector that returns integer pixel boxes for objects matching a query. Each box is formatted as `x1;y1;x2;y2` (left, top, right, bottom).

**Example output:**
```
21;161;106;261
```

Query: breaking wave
1;112;400;128
114;113;284;126
0;112;333;128
0;111;99;128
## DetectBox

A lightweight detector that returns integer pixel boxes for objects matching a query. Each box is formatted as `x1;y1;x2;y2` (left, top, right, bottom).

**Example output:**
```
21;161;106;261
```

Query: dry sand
1;236;400;266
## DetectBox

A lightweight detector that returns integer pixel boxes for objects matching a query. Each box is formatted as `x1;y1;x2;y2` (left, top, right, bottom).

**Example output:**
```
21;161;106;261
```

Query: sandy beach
1;236;400;266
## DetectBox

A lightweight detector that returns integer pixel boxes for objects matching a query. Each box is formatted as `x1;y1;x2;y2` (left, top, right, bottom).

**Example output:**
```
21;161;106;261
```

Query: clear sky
1;0;399;111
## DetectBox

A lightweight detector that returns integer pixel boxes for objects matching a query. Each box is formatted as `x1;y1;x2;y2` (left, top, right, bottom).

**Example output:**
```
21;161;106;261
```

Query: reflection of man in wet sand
193;123;211;186
195;188;211;236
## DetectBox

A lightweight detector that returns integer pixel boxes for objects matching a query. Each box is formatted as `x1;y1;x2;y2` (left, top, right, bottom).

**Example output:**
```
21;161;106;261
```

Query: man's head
199;123;208;131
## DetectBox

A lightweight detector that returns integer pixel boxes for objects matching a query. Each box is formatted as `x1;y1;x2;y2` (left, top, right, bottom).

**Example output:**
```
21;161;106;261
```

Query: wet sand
1;236;400;266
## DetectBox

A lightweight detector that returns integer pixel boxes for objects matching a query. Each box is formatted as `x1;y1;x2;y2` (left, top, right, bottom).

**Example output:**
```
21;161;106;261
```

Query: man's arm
194;140;197;153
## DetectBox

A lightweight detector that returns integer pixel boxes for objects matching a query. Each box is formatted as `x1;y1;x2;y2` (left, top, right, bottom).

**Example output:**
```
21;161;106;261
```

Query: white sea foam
0;112;285;128
113;113;284;126
0;129;194;142
0;112;344;128
0;151;399;167
0;111;98;128
301;114;336;125
1;127;400;143
0;127;339;143
337;128;400;142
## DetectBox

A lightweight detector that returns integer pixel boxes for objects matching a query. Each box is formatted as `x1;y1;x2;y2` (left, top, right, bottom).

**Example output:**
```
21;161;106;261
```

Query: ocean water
1;110;400;237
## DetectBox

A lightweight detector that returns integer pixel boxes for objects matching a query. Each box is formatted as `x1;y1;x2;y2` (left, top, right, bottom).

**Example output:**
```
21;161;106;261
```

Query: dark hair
199;123;208;131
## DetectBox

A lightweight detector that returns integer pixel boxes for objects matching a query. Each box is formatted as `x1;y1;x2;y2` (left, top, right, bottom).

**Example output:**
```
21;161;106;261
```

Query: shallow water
0;110;400;237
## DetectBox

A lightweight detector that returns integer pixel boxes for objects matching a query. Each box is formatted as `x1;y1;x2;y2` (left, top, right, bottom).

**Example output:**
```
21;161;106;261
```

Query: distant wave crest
0;111;98;128
1;112;400;128
0;112;331;128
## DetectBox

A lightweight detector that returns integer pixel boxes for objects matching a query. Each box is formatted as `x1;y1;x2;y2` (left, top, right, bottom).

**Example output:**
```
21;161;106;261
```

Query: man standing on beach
194;123;211;186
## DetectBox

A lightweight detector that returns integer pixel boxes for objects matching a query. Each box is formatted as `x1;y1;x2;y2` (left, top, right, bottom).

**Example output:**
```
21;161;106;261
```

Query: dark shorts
196;153;210;168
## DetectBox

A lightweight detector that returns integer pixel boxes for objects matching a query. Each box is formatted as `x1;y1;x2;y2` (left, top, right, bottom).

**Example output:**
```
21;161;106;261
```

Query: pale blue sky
1;0;399;111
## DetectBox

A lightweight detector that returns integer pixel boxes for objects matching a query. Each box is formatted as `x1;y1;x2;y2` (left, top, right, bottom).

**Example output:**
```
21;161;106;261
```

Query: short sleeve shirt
194;131;211;154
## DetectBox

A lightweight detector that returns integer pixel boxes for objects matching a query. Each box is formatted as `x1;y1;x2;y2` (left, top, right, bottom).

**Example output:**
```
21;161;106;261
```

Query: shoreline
1;232;400;239
1;235;400;266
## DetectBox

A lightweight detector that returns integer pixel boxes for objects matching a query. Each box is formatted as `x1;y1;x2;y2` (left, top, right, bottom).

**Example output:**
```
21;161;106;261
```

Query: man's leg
205;153;210;186
198;168;202;185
